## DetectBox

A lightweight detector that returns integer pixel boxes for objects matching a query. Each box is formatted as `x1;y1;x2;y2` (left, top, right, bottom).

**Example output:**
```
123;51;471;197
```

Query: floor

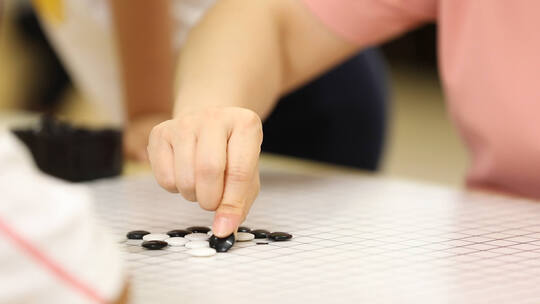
0;4;468;187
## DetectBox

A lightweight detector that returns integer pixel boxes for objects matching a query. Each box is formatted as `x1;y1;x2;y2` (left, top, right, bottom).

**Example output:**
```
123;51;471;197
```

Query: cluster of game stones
126;226;292;257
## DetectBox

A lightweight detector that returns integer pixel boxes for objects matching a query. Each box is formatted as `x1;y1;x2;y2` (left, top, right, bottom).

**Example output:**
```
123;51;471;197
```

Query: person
2;3;127;303
33;0;388;168
146;0;540;239
32;0;196;160
0;130;127;304
11;0;71;112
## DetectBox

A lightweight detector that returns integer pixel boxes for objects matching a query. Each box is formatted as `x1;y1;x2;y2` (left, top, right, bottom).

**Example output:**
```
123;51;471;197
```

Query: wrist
173;89;277;120
127;111;171;124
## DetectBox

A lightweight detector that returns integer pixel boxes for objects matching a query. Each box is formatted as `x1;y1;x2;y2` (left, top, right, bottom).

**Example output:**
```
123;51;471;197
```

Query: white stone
126;239;143;246
185;233;209;241
237;232;255;242
142;233;169;241
185;241;209;249
165;237;188;246
187;247;216;257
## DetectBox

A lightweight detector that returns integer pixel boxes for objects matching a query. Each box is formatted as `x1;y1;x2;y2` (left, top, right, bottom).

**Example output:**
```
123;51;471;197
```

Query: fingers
171;125;197;201
242;168;260;220
212;172;260;238
148;108;263;237
147;122;177;193
194;122;228;210
213;114;262;237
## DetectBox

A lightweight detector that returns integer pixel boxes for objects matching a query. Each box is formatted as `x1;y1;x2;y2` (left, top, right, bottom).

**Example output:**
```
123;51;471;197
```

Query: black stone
186;226;211;233
268;232;292;241
256;242;269;245
166;229;191;237
126;230;150;240
237;226;251;233
251;229;270;239
142;240;168;250
209;234;235;252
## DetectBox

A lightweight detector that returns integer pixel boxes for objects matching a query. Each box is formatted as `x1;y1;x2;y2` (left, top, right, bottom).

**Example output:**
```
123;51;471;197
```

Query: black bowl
12;116;123;182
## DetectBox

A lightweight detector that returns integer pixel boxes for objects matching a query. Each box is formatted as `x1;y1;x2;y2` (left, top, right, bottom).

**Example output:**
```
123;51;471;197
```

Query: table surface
89;157;540;304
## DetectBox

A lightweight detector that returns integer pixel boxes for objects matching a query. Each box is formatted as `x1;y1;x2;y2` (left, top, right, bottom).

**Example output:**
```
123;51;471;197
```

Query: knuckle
203;107;223;120
197;161;224;179
183;194;197;202
158;118;196;144
239;110;262;129
156;175;178;193
176;179;195;201
148;123;163;140
159;126;174;142
218;201;244;214
174;128;192;143
150;120;174;141
235;110;263;142
174;116;193;131
176;176;195;192
199;199;220;211
226;166;252;183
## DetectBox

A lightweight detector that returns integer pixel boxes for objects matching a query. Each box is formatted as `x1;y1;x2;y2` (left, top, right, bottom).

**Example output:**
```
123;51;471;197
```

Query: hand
124;113;170;162
147;107;263;237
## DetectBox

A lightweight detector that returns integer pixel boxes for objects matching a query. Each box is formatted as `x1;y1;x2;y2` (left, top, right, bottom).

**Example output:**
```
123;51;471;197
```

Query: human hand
124;113;170;162
147;107;263;237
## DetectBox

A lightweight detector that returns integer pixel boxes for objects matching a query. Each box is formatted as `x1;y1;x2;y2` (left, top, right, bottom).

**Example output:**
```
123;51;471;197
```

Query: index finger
212;118;262;237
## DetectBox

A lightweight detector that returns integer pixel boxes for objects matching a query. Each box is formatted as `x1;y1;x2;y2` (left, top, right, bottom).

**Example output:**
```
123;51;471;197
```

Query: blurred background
0;0;467;186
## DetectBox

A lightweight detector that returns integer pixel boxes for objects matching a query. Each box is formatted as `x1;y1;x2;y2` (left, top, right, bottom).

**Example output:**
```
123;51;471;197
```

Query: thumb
212;204;243;238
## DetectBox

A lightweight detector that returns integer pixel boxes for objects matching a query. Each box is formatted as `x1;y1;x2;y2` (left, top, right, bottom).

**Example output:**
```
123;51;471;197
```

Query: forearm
174;0;282;119
110;0;174;120
174;0;359;119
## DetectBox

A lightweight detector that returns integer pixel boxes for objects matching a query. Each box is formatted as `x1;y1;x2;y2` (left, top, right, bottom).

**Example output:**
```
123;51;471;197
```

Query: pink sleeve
301;0;437;46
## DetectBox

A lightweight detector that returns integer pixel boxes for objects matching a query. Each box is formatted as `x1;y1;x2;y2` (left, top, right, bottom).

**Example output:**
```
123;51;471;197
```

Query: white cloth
37;0;216;125
0;130;124;304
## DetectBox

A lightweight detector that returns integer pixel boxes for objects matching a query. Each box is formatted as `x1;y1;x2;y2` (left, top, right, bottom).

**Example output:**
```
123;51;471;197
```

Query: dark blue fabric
261;48;389;171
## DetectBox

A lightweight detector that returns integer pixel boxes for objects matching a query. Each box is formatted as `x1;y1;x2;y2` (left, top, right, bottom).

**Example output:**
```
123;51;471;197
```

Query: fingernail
213;214;239;237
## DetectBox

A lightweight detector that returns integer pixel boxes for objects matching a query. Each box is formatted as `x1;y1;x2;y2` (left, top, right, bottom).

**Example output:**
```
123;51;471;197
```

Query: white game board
89;169;540;304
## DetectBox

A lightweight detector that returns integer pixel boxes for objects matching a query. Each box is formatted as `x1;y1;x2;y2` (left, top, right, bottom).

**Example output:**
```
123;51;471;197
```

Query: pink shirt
303;0;540;199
